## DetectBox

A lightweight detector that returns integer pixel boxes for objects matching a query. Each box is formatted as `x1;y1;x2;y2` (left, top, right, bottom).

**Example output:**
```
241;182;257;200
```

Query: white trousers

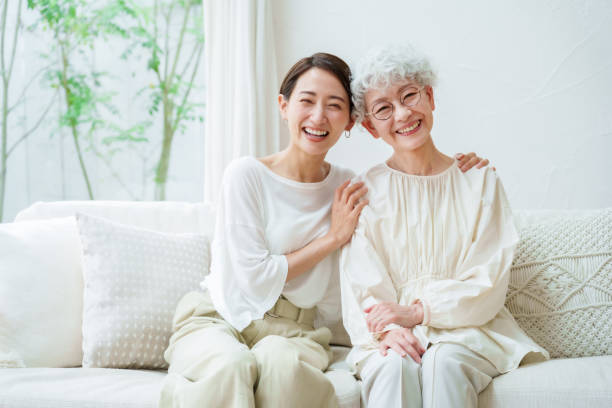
359;343;501;408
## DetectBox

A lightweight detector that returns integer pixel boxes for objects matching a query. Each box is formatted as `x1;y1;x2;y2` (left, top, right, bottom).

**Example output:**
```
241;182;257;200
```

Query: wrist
411;300;424;326
322;231;342;251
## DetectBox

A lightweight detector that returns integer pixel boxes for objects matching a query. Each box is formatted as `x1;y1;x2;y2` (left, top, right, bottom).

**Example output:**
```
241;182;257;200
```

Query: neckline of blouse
249;156;337;189
382;158;458;179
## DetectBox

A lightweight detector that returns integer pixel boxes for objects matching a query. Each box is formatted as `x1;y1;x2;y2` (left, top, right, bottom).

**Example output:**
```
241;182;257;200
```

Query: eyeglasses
366;86;423;121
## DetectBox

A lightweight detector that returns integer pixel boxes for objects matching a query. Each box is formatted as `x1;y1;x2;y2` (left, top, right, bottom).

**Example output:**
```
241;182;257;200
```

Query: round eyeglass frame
366;86;424;121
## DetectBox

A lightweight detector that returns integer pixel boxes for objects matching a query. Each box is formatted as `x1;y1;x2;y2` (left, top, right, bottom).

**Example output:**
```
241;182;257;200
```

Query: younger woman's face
279;68;354;157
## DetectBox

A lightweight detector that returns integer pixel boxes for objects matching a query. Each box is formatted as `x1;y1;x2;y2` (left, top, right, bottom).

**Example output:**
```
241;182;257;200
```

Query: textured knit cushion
506;209;612;358
77;213;209;369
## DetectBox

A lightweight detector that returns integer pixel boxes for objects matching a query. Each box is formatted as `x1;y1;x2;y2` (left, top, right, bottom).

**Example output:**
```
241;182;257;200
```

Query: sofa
0;200;610;408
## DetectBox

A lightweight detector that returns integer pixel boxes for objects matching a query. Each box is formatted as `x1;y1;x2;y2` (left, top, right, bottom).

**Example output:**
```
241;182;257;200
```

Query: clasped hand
365;301;425;362
364;301;423;332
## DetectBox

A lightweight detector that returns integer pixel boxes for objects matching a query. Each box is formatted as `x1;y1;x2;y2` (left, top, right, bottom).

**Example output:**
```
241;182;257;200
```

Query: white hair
351;44;437;123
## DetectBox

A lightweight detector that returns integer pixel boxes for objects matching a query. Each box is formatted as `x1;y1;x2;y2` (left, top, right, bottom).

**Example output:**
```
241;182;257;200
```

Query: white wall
271;0;612;210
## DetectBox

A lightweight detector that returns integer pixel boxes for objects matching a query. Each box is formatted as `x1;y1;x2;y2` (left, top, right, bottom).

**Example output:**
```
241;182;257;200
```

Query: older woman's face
362;78;435;153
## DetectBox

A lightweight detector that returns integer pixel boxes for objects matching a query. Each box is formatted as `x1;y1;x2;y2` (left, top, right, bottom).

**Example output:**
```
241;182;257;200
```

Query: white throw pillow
506;208;612;358
76;213;209;369
0;217;83;367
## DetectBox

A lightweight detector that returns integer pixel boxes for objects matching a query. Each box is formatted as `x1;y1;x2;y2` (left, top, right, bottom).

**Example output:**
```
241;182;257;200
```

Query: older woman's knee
384;351;420;378
362;350;420;384
422;343;471;381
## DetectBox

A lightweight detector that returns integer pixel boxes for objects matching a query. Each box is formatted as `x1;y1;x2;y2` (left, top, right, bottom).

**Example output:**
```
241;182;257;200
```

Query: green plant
27;0;136;199
0;0;57;221
127;0;204;200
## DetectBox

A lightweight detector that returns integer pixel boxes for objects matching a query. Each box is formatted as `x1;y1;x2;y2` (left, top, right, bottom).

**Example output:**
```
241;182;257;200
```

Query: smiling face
279;67;353;157
361;78;435;154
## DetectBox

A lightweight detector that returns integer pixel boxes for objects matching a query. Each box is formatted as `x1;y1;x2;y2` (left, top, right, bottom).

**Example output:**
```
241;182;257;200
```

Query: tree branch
152;0;162;84
86;120;138;200
7;0;22;82
178;38;200;81
162;1;175;81
7;58;58;114
7;90;58;156
1;0;9;81
171;41;203;133
153;0;158;53
168;2;190;83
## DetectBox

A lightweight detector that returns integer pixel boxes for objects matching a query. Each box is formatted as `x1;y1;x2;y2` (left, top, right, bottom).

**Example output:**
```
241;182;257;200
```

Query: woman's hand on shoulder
378;328;425;363
455;152;496;172
327;180;368;248
364;301;423;332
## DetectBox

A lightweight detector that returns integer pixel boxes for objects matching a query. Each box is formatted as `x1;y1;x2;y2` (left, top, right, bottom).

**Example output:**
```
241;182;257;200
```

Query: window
0;0;205;222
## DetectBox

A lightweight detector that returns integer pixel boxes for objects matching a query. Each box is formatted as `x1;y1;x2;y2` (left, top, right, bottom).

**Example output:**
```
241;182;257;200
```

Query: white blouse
340;161;549;372
203;156;355;331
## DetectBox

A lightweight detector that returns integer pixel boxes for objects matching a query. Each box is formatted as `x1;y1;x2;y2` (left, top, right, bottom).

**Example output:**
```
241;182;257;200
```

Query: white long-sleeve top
340;161;549;372
203;156;355;331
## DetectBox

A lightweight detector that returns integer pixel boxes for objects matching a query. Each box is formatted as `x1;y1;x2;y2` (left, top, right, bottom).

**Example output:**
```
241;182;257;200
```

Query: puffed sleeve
419;170;519;329
340;209;400;348
210;159;288;327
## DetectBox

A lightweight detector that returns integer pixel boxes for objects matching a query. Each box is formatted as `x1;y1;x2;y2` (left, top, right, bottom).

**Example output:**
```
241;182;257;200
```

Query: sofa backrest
10;201;612;361
15;200;216;242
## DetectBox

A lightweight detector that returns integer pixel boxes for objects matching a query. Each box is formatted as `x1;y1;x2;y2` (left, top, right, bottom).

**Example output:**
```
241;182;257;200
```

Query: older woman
340;45;549;408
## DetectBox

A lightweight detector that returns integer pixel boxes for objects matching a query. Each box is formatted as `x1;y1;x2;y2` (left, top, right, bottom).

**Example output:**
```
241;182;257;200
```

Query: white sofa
1;201;611;408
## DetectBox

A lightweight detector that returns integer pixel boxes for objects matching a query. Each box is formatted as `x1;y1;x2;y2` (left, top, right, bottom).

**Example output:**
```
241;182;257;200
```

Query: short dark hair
279;53;353;113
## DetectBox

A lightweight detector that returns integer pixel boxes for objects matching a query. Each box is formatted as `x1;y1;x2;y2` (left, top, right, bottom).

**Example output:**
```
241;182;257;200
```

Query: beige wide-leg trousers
359;343;501;408
159;290;338;408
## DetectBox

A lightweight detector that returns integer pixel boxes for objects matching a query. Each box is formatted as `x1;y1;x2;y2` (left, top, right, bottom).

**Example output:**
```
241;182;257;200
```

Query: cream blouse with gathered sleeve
202;156;355;332
340;161;549;372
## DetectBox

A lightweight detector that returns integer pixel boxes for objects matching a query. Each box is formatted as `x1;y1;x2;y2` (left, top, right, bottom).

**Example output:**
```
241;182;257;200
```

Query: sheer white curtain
203;0;280;203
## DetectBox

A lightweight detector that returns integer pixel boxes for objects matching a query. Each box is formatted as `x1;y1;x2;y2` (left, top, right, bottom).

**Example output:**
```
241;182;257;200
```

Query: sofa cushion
0;346;360;408
328;346;360;407
479;355;612;408
507;209;612;358
0;367;165;408
0;217;83;368
77;214;209;369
